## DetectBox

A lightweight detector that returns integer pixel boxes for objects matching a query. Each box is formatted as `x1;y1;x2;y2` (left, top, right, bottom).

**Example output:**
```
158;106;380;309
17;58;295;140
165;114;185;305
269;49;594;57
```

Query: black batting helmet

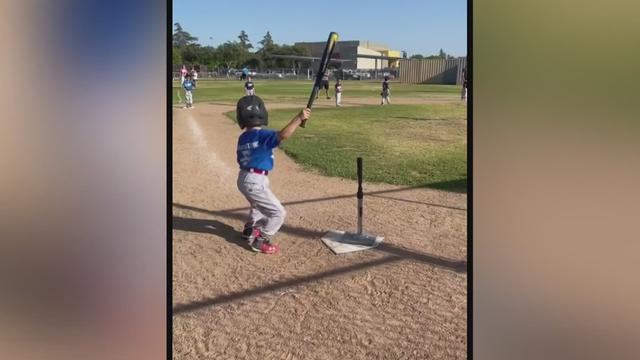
236;95;268;129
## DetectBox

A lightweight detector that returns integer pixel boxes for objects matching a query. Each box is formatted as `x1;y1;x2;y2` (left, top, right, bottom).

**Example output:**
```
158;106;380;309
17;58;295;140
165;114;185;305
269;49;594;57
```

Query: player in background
182;73;195;109
381;75;391;105
461;67;468;102
235;95;312;254
316;70;331;99
334;79;342;107
191;67;198;88
244;76;255;95
180;64;188;84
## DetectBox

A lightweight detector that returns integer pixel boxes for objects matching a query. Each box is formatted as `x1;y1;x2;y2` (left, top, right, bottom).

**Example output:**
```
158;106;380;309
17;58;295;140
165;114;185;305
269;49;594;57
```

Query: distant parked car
341;69;361;80
234;69;257;78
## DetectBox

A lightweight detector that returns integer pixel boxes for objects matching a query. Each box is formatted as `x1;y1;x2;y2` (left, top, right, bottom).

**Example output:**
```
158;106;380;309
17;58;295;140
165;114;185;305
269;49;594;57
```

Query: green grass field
173;79;461;104
225;104;467;192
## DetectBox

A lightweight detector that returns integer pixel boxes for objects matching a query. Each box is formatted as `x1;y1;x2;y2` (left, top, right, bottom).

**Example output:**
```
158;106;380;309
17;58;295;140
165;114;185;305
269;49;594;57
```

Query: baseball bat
301;32;339;128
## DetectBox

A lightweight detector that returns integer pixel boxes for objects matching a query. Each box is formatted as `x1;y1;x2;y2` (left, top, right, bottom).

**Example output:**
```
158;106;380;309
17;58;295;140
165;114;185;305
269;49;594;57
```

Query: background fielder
182;73;195;109
316;71;331;99
381;75;391;105
244;76;255;95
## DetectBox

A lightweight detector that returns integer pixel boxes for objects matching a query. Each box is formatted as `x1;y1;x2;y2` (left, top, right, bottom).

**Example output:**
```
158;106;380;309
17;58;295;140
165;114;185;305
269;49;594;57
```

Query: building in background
294;40;401;70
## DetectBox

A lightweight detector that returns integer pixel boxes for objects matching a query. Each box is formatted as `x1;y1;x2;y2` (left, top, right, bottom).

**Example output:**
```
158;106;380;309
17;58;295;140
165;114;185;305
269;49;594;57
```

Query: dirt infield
172;102;467;359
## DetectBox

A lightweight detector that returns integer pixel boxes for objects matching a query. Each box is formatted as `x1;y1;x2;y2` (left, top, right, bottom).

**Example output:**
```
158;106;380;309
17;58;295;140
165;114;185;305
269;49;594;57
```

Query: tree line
173;23;460;70
407;48;458;60
172;23;310;71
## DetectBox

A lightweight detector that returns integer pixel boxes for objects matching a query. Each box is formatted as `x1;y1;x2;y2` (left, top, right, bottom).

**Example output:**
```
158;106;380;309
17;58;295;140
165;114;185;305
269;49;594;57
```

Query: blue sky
173;0;467;57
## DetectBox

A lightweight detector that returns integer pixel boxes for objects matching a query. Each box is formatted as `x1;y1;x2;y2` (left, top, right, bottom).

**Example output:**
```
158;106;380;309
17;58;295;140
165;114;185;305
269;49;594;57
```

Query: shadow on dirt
172;202;467;316
172;216;250;251
426;179;467;193
367;194;466;211
173;255;404;315
172;203;467;272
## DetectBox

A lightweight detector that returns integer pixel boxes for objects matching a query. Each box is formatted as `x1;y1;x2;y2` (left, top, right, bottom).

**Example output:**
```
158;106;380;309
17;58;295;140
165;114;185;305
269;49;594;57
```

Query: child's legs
237;172;286;236
336;93;341;105
246;204;266;228
185;91;192;104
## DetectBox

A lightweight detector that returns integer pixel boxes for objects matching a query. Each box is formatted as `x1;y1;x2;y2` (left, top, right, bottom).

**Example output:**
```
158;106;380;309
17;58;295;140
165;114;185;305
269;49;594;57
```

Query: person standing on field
316;71;331;99
381;75;391;105
334;79;342;106
182;73;195;109
235;95;312;254
191;67;198;88
244;76;255;95
180;64;188;84
461;67;468;101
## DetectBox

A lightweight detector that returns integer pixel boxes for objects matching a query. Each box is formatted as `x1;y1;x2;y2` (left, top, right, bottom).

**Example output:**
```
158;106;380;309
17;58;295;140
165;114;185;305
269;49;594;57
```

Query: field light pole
321;157;384;254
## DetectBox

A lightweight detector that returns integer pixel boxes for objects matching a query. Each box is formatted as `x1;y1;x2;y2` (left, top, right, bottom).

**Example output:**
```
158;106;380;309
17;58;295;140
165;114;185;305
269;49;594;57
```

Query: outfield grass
173;79;461;104
225;104;467;192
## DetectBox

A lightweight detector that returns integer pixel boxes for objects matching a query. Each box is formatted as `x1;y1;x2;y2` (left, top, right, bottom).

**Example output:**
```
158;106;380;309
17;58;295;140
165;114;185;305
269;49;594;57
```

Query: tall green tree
172;47;183;65
256;31;276;69
238;30;252;50
258;31;274;50
173;23;198;47
216;41;248;68
180;44;200;64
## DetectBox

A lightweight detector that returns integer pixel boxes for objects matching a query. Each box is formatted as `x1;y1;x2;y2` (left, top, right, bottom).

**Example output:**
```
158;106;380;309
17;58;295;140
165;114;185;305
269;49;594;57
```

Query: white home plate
321;230;384;254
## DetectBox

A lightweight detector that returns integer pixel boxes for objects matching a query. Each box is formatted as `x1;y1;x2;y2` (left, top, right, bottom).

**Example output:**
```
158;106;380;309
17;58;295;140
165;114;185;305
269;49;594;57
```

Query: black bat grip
301;91;316;128
356;157;363;199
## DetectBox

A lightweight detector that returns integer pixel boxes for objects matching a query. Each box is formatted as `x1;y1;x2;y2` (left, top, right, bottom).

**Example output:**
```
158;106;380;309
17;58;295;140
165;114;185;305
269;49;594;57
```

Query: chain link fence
173;67;400;82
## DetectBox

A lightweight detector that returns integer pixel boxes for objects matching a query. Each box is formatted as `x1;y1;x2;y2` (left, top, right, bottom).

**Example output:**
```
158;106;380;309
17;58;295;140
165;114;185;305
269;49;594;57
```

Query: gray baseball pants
236;170;286;236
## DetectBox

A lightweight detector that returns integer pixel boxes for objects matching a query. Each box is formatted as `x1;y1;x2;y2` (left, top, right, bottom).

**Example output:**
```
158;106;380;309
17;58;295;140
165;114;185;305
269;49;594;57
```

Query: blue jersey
236;128;280;171
183;80;194;91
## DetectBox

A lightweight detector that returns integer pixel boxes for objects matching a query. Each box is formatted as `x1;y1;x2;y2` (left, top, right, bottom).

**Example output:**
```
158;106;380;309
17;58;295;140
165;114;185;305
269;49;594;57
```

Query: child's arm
278;108;311;141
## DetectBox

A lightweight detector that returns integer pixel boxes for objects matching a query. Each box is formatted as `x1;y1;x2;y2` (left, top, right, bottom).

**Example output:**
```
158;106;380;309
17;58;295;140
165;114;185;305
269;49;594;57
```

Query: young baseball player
235;95;311;254
244;76;255;95
381;76;390;105
191;67;198;88
182;74;195;109
180;64;188;84
461;67;468;101
334;79;342;106
316;71;331;99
